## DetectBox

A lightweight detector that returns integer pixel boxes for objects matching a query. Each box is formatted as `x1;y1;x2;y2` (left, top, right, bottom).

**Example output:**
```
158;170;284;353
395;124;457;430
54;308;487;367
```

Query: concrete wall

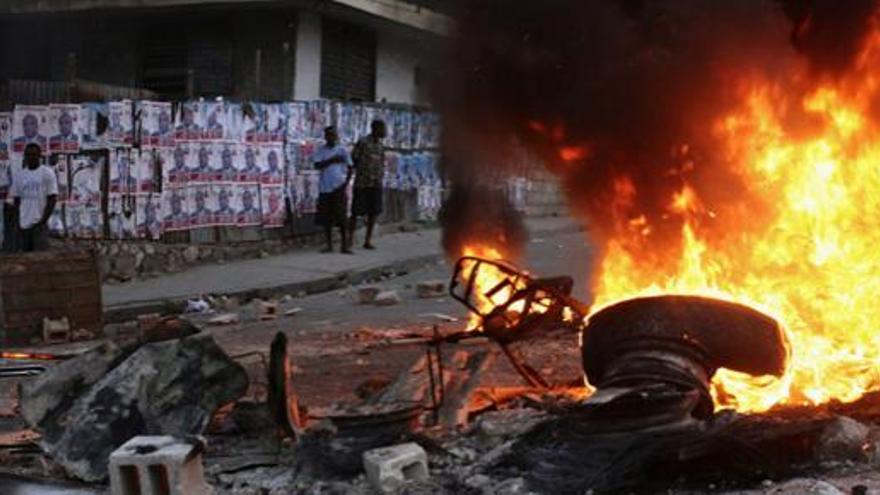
293;11;322;100
375;29;430;105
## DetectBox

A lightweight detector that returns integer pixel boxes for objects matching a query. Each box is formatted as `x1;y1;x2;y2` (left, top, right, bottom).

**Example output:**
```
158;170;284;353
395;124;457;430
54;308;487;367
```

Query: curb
102;219;584;322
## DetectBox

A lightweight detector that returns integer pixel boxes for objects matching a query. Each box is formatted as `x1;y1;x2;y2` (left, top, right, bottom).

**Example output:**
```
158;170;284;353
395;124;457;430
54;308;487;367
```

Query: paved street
102;216;584;319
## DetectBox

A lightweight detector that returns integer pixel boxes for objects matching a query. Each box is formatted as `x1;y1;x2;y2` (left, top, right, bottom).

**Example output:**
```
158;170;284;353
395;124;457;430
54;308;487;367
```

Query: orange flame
594;32;880;412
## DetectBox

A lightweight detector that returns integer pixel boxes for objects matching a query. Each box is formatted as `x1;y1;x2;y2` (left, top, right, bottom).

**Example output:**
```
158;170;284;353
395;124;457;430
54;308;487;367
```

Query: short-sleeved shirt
312;144;352;193
352;137;385;188
10;165;58;228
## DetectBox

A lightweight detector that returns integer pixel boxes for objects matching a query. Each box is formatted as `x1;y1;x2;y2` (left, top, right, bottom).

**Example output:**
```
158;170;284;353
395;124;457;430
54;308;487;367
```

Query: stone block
109;436;213;495
362;442;428;494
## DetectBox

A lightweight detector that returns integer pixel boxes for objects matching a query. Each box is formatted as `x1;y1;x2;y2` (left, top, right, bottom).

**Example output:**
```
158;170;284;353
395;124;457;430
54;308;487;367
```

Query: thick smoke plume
436;0;880;263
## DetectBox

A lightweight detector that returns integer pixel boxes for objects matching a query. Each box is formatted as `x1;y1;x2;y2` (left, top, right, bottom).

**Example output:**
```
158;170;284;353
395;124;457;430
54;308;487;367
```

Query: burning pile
439;0;880;413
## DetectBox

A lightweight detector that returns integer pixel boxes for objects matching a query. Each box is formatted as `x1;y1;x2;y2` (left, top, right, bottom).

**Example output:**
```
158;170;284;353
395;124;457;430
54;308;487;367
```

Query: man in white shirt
312;126;353;254
10;143;58;252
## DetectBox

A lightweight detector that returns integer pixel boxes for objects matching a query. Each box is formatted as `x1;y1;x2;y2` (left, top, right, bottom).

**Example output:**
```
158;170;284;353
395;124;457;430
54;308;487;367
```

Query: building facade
0;0;450;108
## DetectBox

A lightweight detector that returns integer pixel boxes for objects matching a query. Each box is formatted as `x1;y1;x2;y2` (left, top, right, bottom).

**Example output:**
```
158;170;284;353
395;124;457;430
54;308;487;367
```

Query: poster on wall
213;141;239;182
65;201;102;239
109;194;137;239
136;194;163;240
70;155;103;204
202;101;226;141
238;144;261;183
165;143;189;184
260;184;285;228
293;170;319;215
260;143;284;185
107;101;134;146
175;102;203;141
0;112;11;162
191;142;213;182
264;103;286;142
12;105;49;154
188;184;214;228
163;186;189;232
235;184;262;226
213;184;237;226
135;149;157;193
109;149;135;194
48;104;82;154
140;101;174;148
54;156;70;203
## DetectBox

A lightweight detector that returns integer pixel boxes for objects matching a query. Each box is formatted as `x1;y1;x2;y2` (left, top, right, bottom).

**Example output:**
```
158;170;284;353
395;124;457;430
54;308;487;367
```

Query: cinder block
363;442;429;493
356;285;382;304
415;280;446;299
42;317;70;344
109;436;213;495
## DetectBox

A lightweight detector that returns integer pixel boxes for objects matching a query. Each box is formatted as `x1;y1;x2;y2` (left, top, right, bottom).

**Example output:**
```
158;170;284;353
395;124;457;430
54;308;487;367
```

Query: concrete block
415;280;446;299
257;300;279;320
109;436;213;495
363;442;428;493
42;317;70;344
374;290;402;306
356;285;382;304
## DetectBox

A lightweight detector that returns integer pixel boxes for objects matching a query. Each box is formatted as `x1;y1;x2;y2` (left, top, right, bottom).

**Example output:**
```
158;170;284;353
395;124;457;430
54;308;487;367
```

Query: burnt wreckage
447;256;811;492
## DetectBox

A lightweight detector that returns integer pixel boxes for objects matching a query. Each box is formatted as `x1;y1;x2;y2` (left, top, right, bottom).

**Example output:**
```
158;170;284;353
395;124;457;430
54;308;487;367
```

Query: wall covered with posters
0;99;447;243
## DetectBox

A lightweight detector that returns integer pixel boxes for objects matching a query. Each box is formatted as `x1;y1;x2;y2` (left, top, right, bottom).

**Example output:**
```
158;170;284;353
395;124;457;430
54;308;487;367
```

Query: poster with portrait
260;184;286;228
213;141;239;182
238;144;261;183
294;170;319;215
109;193;136;239
12;105;49;154
213;184;237;226
224;103;244;142
175;102;203;141
136;193;163;240
259;142;284;185
139;101;174;148
69;155;102;204
190;142;212;182
234;184;262;226
263;103;286;142
163;186;189;232
0;112;13;162
306;101;330;140
66;202;102;239
48;204;65;237
107;101;134;146
187;184;213;228
53;156;70;203
109;148;135;194
135;149;157;193
48;104;82;154
243;102;262;144
165;142;190;184
78;103;106;150
202;101;226;141
286;102;308;142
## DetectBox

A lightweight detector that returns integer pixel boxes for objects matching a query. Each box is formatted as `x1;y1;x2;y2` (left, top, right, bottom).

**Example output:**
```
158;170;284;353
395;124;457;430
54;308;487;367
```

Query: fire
593;31;880;412
459;246;525;330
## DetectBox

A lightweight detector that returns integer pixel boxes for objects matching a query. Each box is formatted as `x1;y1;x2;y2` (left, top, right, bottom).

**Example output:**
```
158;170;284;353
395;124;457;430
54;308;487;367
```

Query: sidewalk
102;216;582;321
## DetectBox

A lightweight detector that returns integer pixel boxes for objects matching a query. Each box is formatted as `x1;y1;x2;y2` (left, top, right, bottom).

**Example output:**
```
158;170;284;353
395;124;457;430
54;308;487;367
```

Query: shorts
19;223;49;252
316;187;347;227
351;187;383;217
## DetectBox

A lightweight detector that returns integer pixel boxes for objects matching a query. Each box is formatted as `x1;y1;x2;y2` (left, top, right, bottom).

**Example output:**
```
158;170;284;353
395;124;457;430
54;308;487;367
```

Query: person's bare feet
363;243;376;250
341;248;355;254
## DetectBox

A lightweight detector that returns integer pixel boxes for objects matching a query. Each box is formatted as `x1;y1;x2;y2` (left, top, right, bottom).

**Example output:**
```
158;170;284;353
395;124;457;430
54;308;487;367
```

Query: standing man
10;143;58;252
313;126;353;254
350;119;386;250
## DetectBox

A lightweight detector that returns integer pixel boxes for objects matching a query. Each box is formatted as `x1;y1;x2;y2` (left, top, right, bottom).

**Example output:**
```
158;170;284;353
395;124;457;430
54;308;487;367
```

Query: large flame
593;30;880;412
